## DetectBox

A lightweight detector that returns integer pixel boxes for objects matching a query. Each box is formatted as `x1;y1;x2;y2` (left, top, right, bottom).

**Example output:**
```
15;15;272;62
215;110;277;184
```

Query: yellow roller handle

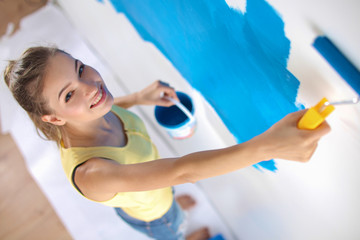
297;98;335;130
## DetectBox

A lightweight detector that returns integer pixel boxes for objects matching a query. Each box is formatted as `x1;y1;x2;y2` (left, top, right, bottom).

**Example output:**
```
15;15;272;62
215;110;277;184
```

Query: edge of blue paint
104;0;303;172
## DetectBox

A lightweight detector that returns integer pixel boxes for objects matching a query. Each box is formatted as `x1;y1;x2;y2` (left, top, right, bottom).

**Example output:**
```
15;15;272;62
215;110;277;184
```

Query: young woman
4;46;330;240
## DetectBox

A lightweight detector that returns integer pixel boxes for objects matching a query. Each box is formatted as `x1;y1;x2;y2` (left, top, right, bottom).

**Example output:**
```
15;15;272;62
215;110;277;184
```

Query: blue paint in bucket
155;92;196;139
209;234;225;240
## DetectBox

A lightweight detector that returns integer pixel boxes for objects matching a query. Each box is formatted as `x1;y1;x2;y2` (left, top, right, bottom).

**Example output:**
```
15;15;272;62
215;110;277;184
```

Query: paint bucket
155;91;196;139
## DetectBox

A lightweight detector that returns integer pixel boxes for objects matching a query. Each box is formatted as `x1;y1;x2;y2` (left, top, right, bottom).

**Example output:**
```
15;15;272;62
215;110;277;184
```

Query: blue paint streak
313;36;360;96
107;0;303;171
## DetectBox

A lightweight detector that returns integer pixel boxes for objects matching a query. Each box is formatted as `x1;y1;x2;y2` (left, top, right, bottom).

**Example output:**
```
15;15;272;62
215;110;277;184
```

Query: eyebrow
58;59;78;100
58;83;71;100
75;59;78;72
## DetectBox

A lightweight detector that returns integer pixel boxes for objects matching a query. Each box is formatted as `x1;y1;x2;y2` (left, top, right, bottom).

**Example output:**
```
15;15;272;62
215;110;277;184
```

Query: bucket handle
164;96;195;122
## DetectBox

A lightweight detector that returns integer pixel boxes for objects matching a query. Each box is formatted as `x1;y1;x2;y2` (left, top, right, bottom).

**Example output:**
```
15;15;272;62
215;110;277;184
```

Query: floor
0;131;71;240
0;2;70;239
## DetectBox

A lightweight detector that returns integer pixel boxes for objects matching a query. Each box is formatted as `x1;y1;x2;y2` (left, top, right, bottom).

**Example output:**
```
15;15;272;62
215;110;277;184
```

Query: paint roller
297;36;360;130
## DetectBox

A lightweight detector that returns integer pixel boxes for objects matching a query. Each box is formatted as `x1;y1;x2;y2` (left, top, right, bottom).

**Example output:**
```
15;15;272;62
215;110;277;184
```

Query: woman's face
41;52;114;126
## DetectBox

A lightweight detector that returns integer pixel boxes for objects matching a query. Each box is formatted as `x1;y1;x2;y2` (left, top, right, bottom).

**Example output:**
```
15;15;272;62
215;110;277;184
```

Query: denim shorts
115;199;187;240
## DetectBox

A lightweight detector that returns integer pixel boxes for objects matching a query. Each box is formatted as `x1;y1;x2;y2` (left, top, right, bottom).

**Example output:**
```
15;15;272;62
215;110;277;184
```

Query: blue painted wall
107;0;303;171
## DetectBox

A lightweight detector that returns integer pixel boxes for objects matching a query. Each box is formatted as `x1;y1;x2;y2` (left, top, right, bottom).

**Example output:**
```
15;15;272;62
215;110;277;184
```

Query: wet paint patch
107;0;303;171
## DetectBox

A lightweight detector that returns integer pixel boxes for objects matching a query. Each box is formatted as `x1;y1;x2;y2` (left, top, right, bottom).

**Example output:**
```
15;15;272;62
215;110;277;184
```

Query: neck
61;112;113;148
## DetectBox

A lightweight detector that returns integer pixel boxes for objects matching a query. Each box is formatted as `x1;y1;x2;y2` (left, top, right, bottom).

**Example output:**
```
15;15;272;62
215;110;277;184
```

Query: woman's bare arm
74;110;331;200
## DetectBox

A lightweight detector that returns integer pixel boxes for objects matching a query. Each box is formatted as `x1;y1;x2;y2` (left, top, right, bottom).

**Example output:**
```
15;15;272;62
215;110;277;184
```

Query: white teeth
91;89;102;107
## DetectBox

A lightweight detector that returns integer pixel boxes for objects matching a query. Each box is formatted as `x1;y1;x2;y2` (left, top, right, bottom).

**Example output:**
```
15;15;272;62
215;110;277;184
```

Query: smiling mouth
90;86;106;108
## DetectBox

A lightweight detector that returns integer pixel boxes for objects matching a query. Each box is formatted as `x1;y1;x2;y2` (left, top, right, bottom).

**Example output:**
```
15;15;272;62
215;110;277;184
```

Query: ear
41;114;66;126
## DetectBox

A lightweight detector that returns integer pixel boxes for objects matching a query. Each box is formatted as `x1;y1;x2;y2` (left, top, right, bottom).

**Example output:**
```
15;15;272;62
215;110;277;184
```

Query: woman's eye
65;91;73;103
79;64;85;77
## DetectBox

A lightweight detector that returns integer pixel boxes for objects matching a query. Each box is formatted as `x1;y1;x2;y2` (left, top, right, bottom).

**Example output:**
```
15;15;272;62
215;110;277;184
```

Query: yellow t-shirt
60;105;173;222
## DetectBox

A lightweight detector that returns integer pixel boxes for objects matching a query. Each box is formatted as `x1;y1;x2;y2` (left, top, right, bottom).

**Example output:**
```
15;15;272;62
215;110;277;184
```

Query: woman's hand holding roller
253;109;331;162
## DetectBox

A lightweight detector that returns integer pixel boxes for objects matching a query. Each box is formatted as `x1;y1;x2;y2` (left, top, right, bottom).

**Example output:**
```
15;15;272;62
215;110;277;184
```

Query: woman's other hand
136;80;180;107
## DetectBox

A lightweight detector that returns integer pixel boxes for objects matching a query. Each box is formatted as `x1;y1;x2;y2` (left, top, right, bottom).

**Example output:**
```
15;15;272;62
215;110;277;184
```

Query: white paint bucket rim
155;91;196;139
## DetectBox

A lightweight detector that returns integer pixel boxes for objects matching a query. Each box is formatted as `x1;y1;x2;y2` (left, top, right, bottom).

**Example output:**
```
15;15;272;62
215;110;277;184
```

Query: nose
80;80;98;98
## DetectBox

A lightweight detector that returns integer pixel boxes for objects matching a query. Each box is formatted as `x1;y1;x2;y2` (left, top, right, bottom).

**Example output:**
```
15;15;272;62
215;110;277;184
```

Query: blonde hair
4;46;66;145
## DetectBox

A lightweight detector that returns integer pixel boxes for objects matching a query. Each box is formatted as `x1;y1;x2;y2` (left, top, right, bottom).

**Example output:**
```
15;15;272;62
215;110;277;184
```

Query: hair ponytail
3;46;64;145
4;60;16;87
